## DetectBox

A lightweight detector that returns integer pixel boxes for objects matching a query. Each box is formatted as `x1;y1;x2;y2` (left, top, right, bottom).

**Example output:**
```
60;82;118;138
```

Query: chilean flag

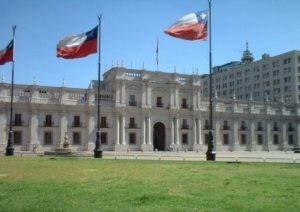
165;11;208;41
57;26;98;59
0;40;13;65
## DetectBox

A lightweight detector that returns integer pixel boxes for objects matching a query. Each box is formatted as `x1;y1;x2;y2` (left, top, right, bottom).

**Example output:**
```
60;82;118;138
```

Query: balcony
223;126;230;130
288;127;294;132
273;127;279;131
257;127;263;131
128;101;137;106
240;126;247;131
44;121;53;127
100;123;109;128
181;104;189;109
128;123;137;128
13;121;23;126
181;124;189;129
72;122;82;127
203;125;210;130
156;102;164;108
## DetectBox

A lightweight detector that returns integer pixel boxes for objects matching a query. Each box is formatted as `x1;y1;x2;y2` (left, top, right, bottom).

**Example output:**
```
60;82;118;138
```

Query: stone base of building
27;143;39;152
141;144;154;152
114;144;129;151
170;144;181;152
44;147;73;156
87;142;95;151
193;144;203;152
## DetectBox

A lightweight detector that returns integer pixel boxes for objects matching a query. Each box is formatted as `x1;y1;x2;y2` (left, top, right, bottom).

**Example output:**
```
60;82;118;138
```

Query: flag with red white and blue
0;40;13;65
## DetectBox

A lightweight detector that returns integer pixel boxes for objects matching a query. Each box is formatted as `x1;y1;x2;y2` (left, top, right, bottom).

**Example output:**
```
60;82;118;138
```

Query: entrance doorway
153;122;165;151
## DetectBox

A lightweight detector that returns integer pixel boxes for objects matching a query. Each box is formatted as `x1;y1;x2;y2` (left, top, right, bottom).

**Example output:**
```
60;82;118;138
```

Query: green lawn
0;157;299;212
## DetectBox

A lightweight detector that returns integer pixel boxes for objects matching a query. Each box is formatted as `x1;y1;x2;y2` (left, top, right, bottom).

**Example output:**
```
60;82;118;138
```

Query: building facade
201;47;300;104
0;67;299;153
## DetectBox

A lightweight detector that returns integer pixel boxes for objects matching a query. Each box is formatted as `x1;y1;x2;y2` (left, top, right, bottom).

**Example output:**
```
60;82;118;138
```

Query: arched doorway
153;122;165;151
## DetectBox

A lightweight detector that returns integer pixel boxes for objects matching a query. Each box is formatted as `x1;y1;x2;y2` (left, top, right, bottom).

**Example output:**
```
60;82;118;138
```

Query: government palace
0;47;300;153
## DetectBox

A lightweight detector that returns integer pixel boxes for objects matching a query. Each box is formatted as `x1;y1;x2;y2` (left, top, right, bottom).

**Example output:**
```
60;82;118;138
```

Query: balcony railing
223;126;230;130
100;123;109;128
288;127;294;132
72;122;82;127
203;125;210;130
240;126;247;131
156;102;164;107
44;121;53;127
181;124;189;129
13;121;23;126
257;127;263;131
181;104;189;109
128;123;137;128
128;101;137;106
273;127;279;131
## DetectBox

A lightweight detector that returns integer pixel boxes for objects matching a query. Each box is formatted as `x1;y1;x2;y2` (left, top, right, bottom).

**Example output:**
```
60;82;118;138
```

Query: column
147;84;152;106
141;84;146;107
142;116;146;145
296;122;300;148
197;119;202;144
214;120;220;151
115;81;120;105
29;113;38;151
121;116;126;145
193;118;197;144
0;112;8;150
174;86;179;108
265;121;271;151
232;120;239;151
197;88;201;109
170;85;174;108
120;81;126;105
249;121;255;151
281;122;287;150
115;116;120;145
59;114;68;148
170;118;174;145
87;112;95;151
175;118;179;145
147;116;152;145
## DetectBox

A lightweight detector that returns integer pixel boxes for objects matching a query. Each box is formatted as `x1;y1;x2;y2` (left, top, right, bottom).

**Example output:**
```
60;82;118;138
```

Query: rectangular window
73;132;81;145
129;117;136;128
241;134;247;145
182;119;189;129
257;122;263;131
14;114;22;126
273;134;279;145
223;134;229;145
129;95;137;106
288;135;294;145
44;132;52;145
156;96;163;107
101;132;107;144
101;116;108;128
223;121;229;130
73;116;81;127
14;131;22;145
204;134;209;145
129;133;136;144
181;98;188;109
257;134;263;145
182;133;188;145
204;120;209;130
45;115;52;127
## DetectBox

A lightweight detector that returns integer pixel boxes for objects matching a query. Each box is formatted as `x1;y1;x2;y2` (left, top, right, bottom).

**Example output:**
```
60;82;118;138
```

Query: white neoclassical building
0;67;299;153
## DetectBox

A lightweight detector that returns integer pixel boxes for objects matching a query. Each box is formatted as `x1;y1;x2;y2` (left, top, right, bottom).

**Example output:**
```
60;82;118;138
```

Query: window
241;134;247;145
14;114;22;126
73;132;81;145
273;134;279;145
257;134;263;145
273;122;279;131
129;95;137;106
73;116;81;127
182;119;189;129
101;132;107;144
156;96;163;107
44;132;52;145
204;134;209;145
241;121;246;131
45;115;52;127
223;134;229;145
129;133;136;144
223;121;229;130
288;135;294;145
129;118;136;128
288;122;294;131
101;116;108;128
257;122;263;131
182;133;188;145
181;98;188;109
14;131;22;145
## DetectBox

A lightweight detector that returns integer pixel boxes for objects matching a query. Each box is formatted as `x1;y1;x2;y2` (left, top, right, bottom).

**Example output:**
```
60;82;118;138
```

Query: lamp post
94;15;103;158
206;0;216;161
5;25;16;156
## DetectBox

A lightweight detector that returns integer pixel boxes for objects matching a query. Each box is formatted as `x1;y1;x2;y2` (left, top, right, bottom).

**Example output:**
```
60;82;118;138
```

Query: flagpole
156;36;159;71
94;14;103;158
6;25;16;156
206;0;216;161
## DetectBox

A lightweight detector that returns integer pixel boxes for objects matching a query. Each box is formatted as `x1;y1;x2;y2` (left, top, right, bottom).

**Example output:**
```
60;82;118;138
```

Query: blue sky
1;0;300;88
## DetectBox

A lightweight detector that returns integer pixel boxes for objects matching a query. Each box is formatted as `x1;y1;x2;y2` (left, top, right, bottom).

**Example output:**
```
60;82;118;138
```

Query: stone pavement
4;150;300;163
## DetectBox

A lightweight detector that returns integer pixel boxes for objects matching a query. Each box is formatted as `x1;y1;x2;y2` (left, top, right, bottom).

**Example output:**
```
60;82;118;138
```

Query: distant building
0;66;299;153
201;44;300;103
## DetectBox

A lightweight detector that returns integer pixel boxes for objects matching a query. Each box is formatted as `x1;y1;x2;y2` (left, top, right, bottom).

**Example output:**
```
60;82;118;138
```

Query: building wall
0;67;299;152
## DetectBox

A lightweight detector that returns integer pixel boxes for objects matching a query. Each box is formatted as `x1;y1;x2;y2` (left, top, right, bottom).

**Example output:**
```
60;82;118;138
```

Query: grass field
0;156;299;212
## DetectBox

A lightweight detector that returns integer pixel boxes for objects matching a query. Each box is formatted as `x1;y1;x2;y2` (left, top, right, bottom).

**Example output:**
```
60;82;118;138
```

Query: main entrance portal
153;122;166;151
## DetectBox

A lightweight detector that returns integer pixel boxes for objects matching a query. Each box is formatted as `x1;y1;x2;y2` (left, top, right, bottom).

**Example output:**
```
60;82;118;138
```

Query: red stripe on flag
165;23;207;41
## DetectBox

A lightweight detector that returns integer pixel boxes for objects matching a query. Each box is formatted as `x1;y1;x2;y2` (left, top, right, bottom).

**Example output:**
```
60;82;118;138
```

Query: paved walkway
4;150;300;163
